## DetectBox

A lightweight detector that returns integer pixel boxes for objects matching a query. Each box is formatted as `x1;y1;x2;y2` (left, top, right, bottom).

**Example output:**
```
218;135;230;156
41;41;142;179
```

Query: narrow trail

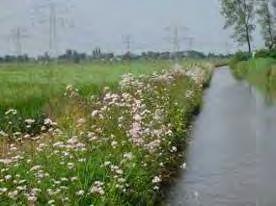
166;67;276;206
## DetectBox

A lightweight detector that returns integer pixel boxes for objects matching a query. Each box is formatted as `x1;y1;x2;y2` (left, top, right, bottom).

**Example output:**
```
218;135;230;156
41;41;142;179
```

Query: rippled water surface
166;67;276;206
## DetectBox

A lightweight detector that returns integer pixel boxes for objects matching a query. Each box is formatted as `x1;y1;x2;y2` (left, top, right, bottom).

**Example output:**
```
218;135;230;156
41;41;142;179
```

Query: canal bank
166;66;276;205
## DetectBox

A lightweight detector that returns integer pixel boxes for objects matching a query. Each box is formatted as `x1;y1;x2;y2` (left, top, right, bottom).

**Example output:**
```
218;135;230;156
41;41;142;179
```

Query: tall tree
220;0;255;54
257;0;276;50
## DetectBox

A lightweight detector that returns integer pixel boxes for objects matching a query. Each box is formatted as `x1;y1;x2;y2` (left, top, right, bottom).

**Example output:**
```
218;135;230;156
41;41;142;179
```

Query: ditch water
166;67;276;206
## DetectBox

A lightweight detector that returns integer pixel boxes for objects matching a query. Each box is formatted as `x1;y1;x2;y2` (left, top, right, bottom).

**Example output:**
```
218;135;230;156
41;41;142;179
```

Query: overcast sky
0;0;264;56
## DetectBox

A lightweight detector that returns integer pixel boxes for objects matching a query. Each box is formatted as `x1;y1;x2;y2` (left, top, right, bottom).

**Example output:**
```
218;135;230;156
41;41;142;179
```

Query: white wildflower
5;109;17;115
152;176;161;184
76;190;85;196
25;119;35;125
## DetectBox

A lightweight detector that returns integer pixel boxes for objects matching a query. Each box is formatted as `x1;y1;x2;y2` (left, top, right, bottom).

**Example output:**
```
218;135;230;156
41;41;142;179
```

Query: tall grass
0;60;171;132
0;60;170;105
0;59;213;134
0;65;211;205
231;58;276;100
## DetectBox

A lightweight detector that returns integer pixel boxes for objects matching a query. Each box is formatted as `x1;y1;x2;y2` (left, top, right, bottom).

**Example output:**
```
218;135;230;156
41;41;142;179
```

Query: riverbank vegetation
220;0;276;101
230;52;276;100
220;0;276;54
0;60;212;205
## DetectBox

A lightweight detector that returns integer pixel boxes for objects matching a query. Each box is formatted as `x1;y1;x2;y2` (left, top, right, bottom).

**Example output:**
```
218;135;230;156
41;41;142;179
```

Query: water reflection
259;68;276;105
254;87;276;206
166;67;276;206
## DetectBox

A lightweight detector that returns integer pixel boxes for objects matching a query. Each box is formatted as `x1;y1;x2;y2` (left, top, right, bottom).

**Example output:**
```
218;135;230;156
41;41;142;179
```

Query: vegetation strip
0;64;212;205
230;56;276;101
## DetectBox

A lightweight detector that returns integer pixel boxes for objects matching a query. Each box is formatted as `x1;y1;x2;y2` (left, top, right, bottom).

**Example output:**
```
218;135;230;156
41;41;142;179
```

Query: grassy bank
231;58;276;99
0;61;212;205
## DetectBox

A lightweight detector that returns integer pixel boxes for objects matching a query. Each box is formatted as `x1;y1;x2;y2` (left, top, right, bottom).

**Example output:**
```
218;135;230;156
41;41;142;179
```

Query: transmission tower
172;26;180;53
30;0;74;56
165;25;191;53
49;2;57;54
184;37;194;50
122;34;133;54
10;27;29;56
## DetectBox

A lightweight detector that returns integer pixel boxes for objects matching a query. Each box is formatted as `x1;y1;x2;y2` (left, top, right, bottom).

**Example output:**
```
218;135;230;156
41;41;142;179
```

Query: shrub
232;51;251;63
255;49;276;59
229;52;251;79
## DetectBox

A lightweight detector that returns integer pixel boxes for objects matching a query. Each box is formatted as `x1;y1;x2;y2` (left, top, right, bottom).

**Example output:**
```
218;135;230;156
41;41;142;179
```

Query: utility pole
122;34;133;54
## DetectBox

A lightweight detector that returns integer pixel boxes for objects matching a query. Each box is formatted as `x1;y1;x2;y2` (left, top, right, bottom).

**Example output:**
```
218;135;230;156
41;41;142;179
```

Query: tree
92;47;102;59
257;0;276;50
220;0;255;54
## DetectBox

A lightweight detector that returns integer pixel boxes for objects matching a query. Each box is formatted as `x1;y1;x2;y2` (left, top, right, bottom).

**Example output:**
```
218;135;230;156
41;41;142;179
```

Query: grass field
0;59;213;134
0;60;174;134
231;58;276;100
0;60;170;115
0;59;213;205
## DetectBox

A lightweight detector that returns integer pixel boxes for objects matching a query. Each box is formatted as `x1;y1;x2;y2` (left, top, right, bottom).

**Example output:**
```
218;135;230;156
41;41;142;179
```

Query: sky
0;0;264;56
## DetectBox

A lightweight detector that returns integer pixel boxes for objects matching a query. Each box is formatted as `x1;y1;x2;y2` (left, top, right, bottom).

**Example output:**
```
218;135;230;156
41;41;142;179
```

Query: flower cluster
0;108;59;141
0;64;210;205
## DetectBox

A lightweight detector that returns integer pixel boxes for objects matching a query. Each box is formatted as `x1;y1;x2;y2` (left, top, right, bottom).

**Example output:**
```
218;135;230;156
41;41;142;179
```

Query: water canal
167;67;276;206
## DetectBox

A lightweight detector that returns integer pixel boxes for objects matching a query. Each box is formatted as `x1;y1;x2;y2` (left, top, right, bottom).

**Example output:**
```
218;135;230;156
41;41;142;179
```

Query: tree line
220;0;276;54
0;49;231;64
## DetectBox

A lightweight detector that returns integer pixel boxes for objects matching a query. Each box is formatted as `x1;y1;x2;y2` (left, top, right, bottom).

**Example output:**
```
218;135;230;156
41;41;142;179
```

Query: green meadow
0;60;170;116
0;59;212;205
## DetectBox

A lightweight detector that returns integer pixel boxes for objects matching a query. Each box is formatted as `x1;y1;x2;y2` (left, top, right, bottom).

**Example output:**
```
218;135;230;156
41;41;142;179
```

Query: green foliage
233;51;251;62
255;49;276;59
256;0;276;50
220;0;255;53
230;60;249;79
231;57;276;100
229;51;251;74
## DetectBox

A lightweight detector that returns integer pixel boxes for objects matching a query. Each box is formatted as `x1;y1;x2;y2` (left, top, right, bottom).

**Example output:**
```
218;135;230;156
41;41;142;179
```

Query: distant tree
220;0;255;54
92;47;102;59
186;50;206;58
17;54;29;62
65;49;73;58
38;52;50;63
4;55;15;62
257;0;276;50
